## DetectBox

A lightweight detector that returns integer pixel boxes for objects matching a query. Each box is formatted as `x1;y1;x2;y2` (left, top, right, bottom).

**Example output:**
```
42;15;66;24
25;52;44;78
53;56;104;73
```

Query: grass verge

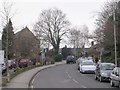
2;64;42;87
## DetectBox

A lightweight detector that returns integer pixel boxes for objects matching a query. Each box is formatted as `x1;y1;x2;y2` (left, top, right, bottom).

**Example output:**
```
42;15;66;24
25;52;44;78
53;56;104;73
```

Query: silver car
95;63;115;82
79;60;96;73
77;57;87;70
110;67;120;88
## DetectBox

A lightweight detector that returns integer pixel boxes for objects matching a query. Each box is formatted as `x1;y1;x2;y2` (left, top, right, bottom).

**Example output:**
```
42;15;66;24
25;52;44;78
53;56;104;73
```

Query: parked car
0;63;7;75
76;57;88;70
79;60;96;73
66;55;76;64
8;59;16;69
110;67;120;88
87;56;93;60
18;59;29;68
95;63;115;82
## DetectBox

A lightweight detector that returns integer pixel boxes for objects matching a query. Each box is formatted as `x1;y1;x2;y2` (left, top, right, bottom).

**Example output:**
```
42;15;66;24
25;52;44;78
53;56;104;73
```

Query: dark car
66;55;76;64
95;63;115;82
18;59;29;68
110;67;120;88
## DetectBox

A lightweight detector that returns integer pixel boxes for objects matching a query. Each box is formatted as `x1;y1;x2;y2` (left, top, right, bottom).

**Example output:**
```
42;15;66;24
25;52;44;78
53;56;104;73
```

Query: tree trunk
54;45;59;55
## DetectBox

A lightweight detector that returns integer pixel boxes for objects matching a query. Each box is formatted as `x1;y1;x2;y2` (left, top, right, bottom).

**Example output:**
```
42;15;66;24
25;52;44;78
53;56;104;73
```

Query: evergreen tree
2;19;14;59
62;45;69;60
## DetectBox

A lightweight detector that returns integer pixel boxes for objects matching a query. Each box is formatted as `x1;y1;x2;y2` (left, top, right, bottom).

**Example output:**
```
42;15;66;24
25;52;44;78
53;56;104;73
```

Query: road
33;64;119;89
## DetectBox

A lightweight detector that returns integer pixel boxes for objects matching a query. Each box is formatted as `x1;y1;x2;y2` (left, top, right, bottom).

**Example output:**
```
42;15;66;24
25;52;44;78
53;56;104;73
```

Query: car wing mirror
115;72;119;76
97;67;100;70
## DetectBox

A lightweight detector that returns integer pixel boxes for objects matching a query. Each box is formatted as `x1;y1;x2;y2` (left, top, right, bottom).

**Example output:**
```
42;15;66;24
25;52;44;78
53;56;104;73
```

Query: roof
15;26;39;42
90;43;101;49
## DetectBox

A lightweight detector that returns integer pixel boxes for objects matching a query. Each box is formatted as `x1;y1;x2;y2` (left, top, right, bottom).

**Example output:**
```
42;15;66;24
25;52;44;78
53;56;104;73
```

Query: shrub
45;56;55;64
54;54;63;62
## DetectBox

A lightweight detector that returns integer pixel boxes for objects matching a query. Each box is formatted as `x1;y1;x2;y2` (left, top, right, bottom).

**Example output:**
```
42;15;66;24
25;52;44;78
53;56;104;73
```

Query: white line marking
72;79;79;84
31;71;40;88
68;74;71;79
31;79;34;85
66;72;72;79
66;72;68;74
81;85;87;88
66;71;87;88
31;85;34;88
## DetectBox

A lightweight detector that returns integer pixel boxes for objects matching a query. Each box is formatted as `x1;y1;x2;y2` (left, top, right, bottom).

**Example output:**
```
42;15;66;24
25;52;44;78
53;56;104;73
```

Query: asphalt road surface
33;64;119;89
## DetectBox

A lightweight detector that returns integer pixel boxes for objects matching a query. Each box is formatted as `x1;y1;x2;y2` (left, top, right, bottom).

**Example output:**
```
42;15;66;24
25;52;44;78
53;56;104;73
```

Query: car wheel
80;69;82;73
110;79;114;87
99;76;103;82
95;74;98;80
118;82;120;88
80;69;84;74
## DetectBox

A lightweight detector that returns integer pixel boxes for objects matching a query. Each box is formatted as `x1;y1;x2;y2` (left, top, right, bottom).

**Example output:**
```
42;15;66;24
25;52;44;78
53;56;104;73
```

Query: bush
45;56;55;64
2;64;42;86
54;54;63;62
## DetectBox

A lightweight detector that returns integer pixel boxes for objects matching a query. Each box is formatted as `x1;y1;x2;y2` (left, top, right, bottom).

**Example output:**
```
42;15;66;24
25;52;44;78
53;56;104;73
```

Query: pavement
4;60;66;88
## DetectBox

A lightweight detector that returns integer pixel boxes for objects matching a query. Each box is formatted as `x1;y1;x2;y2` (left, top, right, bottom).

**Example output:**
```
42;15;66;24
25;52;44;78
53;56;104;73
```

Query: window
101;64;115;70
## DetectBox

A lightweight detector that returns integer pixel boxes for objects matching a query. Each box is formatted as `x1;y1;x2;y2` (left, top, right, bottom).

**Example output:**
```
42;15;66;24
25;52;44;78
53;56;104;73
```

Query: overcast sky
0;0;108;32
0;0;109;47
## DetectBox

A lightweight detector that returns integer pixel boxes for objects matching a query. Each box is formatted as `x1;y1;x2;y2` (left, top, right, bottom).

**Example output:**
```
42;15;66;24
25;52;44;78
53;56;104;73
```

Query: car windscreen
101;64;115;70
67;56;74;60
82;61;94;65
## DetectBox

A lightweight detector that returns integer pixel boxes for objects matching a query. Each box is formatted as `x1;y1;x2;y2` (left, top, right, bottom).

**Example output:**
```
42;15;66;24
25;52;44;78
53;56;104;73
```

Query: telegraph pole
113;1;117;66
6;21;10;82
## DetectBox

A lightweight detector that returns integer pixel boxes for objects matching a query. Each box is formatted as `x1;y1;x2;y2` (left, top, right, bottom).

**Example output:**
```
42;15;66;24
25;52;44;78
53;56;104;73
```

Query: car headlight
101;72;108;76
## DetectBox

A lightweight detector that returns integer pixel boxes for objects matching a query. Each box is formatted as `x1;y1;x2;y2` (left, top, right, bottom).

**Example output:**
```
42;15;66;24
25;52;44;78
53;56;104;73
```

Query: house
61;45;90;59
88;43;102;60
13;27;39;60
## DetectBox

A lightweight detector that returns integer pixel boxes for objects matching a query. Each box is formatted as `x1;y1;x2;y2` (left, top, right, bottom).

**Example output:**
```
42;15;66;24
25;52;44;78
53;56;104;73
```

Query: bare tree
80;25;89;48
0;0;15;27
68;27;82;48
34;8;70;54
94;0;118;44
68;25;89;48
0;0;15;82
93;0;120;65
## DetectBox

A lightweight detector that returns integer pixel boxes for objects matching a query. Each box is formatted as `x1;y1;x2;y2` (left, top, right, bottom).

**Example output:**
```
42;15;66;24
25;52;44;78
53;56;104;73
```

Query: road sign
0;50;4;64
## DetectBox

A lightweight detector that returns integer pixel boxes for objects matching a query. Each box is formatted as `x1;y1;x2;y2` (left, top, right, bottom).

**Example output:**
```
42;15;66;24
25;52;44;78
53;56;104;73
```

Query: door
112;68;119;86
